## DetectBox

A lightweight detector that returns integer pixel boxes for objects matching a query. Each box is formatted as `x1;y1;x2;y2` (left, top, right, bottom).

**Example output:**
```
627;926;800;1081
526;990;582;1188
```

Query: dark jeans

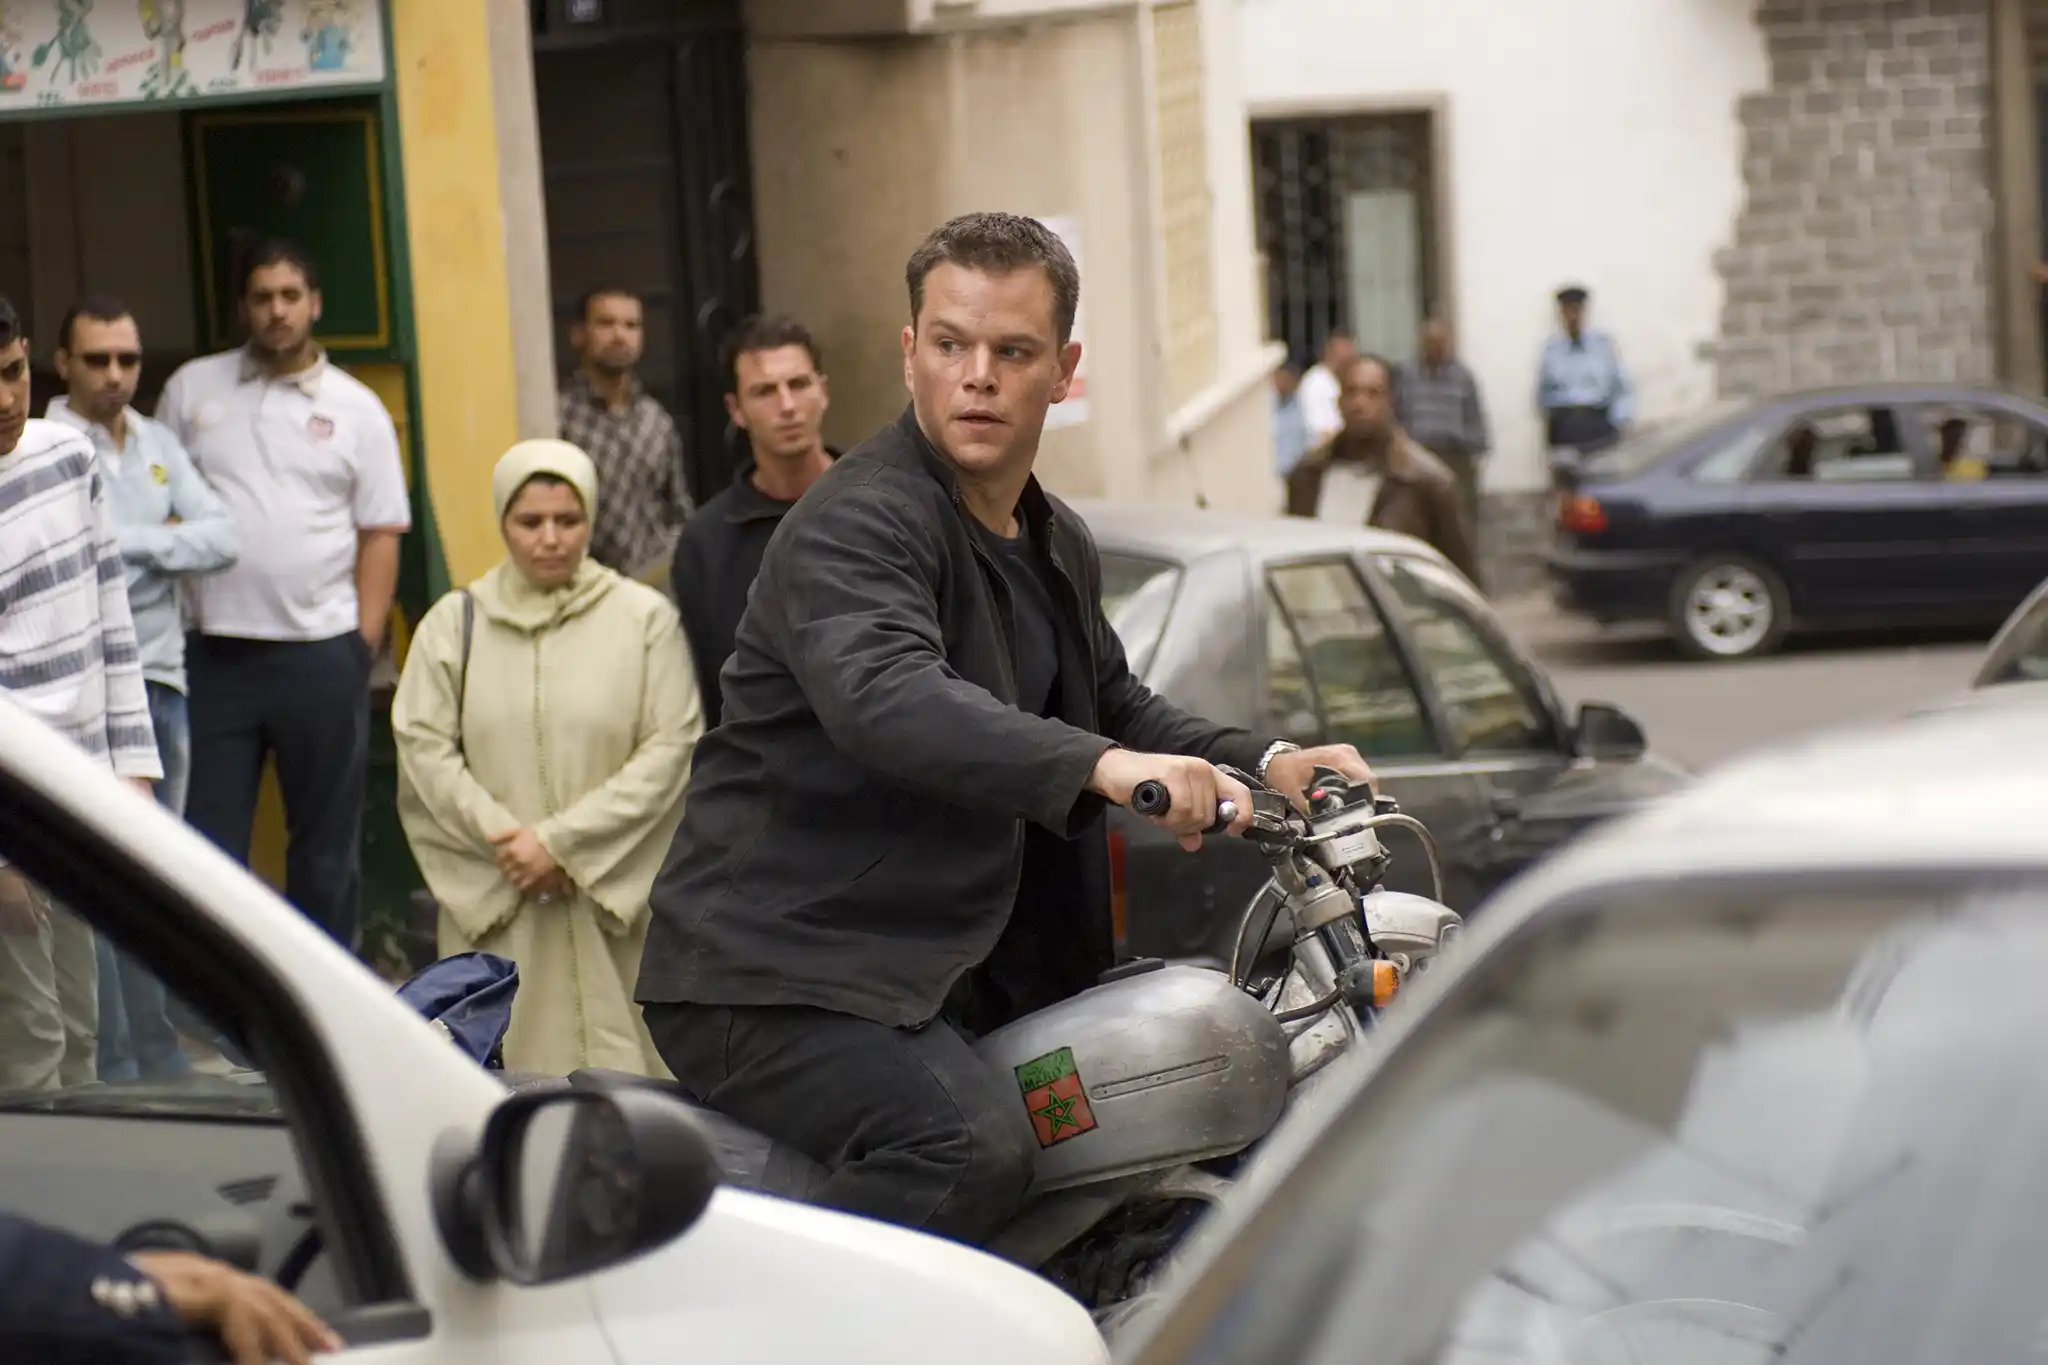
97;682;194;1083
645;1002;1037;1246
185;632;371;950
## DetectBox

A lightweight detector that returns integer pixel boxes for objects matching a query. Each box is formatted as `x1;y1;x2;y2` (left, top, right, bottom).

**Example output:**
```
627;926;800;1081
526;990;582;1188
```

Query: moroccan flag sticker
1016;1046;1098;1148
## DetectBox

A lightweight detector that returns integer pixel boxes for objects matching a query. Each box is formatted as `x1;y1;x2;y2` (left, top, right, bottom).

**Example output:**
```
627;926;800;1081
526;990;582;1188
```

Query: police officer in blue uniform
0;1213;337;1364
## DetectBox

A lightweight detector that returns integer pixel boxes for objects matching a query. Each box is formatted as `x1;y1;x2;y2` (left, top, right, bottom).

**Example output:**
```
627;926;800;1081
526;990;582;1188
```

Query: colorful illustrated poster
0;0;385;113
1036;214;1090;431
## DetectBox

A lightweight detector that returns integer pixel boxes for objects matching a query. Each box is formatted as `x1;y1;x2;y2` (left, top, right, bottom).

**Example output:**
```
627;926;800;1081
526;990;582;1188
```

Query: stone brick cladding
1709;0;1998;399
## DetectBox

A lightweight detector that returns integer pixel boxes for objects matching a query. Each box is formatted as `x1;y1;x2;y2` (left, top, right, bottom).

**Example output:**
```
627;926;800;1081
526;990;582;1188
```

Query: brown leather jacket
1284;429;1481;585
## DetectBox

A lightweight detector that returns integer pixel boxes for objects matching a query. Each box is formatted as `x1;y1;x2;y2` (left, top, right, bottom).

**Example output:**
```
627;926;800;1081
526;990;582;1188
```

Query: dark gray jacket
0;1214;189;1363
636;407;1270;1030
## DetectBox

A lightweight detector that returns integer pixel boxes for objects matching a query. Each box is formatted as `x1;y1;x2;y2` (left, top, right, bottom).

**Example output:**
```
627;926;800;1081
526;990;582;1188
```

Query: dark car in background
1076;501;1688;965
1547;385;2048;659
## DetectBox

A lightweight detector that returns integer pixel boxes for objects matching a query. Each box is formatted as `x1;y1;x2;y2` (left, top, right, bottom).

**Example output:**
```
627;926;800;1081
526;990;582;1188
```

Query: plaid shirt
1393;358;1491;460
558;373;693;577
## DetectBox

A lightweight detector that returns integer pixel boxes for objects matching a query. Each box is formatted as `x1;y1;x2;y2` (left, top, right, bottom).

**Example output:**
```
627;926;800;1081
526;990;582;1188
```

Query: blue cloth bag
395;952;520;1070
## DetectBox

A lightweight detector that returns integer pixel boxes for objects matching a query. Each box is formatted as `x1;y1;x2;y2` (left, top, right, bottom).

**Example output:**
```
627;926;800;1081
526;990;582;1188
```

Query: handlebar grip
1130;781;1237;835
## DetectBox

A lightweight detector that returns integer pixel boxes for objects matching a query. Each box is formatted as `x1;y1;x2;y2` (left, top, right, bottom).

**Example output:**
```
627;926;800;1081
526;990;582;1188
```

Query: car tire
1667;555;1789;661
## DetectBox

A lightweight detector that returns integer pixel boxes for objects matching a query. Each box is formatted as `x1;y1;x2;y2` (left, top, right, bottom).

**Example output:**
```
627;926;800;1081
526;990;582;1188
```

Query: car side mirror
1573;701;1646;762
432;1087;720;1286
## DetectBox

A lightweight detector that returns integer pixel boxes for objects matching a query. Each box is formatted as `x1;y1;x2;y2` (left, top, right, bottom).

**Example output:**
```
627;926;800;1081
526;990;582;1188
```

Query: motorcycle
407;765;1464;1328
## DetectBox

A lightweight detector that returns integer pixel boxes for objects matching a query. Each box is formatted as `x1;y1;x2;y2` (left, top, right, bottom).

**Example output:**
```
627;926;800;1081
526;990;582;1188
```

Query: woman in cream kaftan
392;440;702;1076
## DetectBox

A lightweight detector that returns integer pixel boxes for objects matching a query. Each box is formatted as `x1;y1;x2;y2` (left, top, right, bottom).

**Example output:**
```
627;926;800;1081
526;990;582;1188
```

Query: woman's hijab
492;438;600;524
477;438;614;630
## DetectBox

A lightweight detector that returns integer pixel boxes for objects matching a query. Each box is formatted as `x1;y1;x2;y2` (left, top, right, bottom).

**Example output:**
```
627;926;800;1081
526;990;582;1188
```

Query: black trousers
185;632;371;951
645;1002;1038;1246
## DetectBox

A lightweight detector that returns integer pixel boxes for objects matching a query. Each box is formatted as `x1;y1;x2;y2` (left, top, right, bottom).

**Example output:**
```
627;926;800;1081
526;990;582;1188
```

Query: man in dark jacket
1286;353;1482;586
669;314;837;727
636;212;1374;1246
0;1212;336;1364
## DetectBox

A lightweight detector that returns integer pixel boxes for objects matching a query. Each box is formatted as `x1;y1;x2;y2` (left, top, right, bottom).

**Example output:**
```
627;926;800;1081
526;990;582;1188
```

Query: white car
1112;687;2048;1365
0;699;1107;1364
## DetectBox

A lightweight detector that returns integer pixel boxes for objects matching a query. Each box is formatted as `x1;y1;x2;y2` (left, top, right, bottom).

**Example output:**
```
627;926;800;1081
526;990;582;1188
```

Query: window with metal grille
1252;113;1439;368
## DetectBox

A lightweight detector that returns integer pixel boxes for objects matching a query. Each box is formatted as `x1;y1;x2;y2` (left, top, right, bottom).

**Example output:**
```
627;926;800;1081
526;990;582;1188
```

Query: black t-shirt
970;520;1060;718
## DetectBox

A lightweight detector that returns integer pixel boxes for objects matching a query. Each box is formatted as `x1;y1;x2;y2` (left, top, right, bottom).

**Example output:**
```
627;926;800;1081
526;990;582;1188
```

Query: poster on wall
1035;213;1090;431
0;0;386;114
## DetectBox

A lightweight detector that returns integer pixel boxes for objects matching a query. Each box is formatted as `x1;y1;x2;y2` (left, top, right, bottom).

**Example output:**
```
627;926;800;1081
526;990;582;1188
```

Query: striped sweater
0;420;162;780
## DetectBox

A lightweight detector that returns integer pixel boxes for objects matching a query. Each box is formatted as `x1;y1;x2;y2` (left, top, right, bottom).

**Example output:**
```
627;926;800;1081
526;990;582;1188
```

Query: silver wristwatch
1254;740;1301;784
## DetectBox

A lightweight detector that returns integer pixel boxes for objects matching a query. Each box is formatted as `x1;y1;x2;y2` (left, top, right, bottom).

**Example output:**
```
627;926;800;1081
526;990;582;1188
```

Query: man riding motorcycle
635;212;1375;1247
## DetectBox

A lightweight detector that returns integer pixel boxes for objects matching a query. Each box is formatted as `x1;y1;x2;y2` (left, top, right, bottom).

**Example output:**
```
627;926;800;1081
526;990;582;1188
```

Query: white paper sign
0;0;387;114
1036;213;1090;431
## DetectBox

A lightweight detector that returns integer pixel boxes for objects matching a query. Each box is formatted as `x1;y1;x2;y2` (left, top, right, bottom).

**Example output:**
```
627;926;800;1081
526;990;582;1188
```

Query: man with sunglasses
48;297;238;1082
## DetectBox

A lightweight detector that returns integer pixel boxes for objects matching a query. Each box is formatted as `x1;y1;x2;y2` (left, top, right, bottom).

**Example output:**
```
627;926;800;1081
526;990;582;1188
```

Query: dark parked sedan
1075;500;1689;964
1547;385;2048;658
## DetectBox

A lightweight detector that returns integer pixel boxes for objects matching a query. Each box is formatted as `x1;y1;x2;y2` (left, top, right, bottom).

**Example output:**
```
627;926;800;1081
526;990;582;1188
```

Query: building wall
1237;0;1769;501
1711;0;1997;398
748;0;1275;514
391;0;555;587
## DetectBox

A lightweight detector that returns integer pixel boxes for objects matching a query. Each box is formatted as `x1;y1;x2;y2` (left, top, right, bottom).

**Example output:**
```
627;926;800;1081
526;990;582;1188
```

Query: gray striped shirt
0;420;161;780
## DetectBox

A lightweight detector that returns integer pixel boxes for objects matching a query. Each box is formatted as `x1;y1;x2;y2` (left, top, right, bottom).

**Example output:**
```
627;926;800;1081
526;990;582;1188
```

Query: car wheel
1668;556;1788;660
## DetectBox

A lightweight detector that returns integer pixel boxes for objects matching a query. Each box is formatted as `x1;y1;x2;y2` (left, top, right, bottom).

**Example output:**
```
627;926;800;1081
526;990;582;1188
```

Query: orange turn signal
1373;960;1400;1007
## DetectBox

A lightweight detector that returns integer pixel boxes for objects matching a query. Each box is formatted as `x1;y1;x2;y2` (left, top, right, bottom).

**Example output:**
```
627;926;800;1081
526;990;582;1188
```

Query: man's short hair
576;286;640;324
57;295;133;352
240;239;319;296
1344;352;1395;385
0;295;19;351
722;314;823;393
905;213;1080;345
1556;285;1590;306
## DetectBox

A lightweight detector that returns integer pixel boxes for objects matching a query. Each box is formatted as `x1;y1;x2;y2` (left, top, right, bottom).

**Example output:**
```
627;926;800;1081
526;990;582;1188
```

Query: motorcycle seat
561;1067;830;1203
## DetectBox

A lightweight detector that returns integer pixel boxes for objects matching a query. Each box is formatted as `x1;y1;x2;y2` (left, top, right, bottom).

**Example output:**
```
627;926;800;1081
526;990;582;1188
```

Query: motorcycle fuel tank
974;965;1290;1194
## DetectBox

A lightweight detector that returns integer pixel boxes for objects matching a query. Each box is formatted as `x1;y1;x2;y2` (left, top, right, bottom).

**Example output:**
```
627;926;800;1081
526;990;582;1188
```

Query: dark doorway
1251;113;1440;371
533;0;760;503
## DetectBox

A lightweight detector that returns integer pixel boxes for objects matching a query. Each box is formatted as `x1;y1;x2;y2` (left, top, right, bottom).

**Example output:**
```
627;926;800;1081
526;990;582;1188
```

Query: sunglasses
79;351;142;370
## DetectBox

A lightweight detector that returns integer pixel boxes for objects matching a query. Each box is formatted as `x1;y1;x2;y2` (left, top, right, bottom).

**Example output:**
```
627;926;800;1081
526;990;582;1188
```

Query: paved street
1495;596;1988;773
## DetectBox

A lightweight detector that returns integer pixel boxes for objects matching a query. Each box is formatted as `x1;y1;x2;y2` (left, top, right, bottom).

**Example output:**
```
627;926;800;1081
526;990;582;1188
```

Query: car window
1100;551;1183;675
1582;399;1748;479
1266;560;1437;758
1374;556;1558;755
1917;403;2048;481
0;847;363;1328
1687;418;1773;483
1754;404;1920;483
1137;876;2048;1365
1978;586;2048;686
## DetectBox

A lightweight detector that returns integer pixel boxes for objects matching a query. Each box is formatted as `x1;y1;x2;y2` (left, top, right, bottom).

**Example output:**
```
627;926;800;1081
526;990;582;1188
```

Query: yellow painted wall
390;0;523;589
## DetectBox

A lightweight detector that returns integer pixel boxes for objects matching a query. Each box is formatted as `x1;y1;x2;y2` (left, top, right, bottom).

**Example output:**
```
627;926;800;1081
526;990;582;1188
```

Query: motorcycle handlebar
1131;779;1237;836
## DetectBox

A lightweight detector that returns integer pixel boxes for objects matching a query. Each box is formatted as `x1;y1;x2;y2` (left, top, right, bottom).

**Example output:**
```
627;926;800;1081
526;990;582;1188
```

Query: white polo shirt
155;349;411;642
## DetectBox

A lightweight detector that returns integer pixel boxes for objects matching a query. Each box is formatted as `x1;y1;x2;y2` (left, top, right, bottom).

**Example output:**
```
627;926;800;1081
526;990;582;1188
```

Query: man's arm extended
764;484;1115;836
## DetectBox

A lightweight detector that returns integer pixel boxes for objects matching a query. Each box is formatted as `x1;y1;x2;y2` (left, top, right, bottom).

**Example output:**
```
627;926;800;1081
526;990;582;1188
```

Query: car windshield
1143;873;2048;1365
1101;552;1182;677
1581;399;1750;478
1977;586;2048;686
